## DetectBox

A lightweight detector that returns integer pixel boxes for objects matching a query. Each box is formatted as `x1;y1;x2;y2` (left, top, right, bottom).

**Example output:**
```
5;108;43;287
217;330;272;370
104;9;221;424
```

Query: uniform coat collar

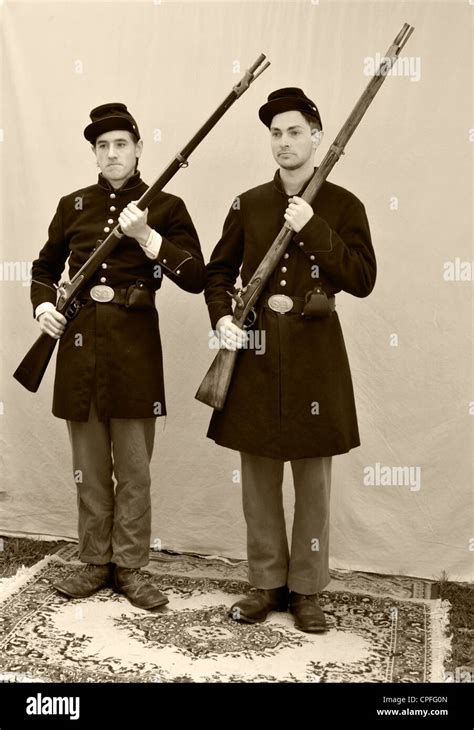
97;170;144;193
273;168;317;198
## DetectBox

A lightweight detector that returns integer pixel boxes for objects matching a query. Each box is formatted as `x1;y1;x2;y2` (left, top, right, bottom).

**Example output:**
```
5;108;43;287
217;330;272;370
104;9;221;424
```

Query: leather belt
79;285;154;306
262;294;335;314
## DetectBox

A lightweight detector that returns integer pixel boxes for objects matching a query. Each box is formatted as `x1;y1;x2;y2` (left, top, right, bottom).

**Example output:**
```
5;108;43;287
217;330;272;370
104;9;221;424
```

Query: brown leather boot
289;593;328;633
229;586;289;623
53;563;113;598
113;566;169;610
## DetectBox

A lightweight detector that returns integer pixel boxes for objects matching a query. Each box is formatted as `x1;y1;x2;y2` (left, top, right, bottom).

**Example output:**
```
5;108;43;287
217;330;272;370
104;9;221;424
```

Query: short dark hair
301;112;322;132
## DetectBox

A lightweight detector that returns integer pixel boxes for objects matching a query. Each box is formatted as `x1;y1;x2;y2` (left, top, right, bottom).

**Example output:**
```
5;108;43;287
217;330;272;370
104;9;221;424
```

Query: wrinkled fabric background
1;1;471;581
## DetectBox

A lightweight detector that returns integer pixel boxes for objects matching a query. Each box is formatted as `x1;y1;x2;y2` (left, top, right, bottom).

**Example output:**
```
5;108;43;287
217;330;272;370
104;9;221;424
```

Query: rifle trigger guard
243;308;257;329
65;299;82;321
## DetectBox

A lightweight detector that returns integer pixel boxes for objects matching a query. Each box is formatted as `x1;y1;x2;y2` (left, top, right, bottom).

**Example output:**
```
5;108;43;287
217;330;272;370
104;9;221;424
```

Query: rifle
195;23;414;411
13;54;270;393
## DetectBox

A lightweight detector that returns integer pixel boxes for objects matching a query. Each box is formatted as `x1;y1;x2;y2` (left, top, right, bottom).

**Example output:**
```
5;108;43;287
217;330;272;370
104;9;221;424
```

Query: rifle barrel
13;54;270;393
195;23;414;410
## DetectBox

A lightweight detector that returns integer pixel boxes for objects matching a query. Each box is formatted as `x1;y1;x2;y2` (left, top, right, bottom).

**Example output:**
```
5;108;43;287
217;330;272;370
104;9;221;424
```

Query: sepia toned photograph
0;0;472;723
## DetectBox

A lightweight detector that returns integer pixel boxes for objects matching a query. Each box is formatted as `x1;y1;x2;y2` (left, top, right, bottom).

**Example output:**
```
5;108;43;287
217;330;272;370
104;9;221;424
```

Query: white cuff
140;229;162;260
35;302;56;320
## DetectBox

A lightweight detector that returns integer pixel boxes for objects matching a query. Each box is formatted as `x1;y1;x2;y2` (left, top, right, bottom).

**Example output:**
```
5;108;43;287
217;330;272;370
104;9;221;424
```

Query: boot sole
126;595;169;610
293;623;328;633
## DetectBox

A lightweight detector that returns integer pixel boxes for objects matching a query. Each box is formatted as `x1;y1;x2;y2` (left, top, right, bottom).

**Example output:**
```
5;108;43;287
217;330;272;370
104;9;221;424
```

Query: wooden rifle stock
13;54;270;393
13;333;60;394
13;275;85;393
195;348;239;411
195;22;414;411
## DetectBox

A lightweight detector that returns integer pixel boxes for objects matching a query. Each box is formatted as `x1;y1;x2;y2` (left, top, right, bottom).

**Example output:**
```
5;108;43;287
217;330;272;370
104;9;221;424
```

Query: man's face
93;130;142;186
270;110;318;170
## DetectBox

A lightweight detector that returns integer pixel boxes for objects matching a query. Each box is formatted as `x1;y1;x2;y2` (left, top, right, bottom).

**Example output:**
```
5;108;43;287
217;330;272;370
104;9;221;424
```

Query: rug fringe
428;599;452;682
0;554;66;603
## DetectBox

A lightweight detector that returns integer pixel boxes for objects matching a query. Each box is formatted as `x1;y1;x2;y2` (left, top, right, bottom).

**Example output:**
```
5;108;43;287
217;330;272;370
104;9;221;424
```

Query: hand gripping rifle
195;23;414;411
13;54;270;393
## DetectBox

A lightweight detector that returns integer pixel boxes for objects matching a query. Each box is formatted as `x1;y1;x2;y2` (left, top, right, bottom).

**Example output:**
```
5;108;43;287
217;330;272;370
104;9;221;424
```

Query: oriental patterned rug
0;549;451;684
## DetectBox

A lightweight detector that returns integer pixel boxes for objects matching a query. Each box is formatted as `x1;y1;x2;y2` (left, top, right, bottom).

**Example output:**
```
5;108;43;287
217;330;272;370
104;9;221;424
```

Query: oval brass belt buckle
90;285;115;303
268;294;294;313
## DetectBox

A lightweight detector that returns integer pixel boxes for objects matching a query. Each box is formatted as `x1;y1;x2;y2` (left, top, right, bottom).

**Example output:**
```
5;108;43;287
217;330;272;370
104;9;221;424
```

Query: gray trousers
240;451;332;594
67;398;156;568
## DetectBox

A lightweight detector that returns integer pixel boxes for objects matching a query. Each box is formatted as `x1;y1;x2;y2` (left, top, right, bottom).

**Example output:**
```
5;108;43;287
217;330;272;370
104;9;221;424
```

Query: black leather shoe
113;566;169;610
229;586;289;624
53;563;113;598
289;593;328;633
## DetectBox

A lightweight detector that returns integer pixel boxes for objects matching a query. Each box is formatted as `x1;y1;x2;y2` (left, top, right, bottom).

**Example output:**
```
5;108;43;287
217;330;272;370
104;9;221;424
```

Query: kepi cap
84;102;140;143
258;87;322;130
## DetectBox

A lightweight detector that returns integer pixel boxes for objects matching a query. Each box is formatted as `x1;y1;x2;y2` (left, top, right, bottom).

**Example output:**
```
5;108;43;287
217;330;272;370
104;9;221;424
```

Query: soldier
204;88;376;632
32;103;205;610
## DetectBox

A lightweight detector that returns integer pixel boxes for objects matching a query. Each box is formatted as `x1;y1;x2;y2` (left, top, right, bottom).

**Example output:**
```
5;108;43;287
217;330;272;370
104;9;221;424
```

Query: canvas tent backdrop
0;0;471;581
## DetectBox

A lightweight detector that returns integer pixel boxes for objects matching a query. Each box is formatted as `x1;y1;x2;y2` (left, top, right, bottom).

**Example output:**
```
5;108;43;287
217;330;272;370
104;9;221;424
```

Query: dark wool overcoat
204;169;376;460
31;172;205;421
